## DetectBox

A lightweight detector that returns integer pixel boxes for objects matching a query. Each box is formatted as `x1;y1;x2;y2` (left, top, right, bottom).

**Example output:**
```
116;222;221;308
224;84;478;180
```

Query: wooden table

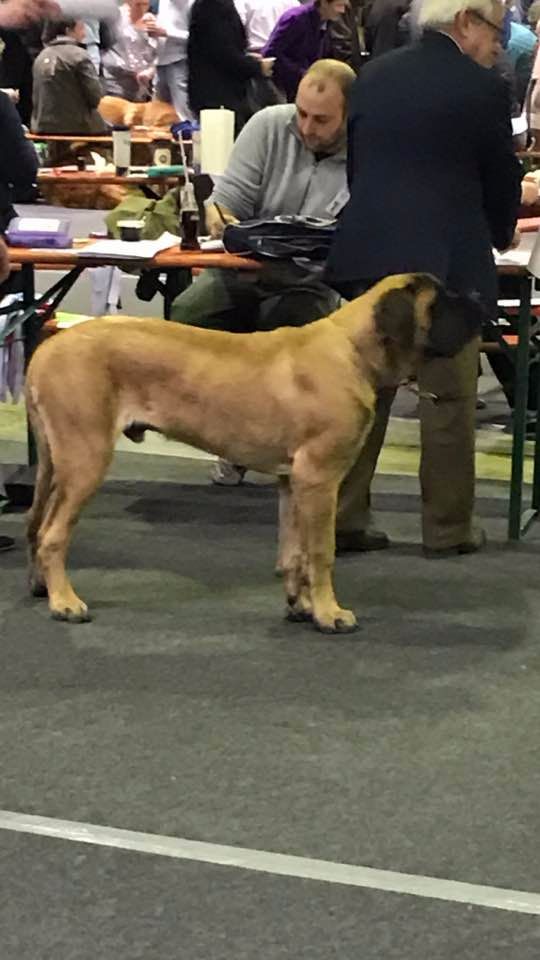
7;243;258;271
36;167;185;200
37;169;179;187
0;242;258;481
27;130;176;145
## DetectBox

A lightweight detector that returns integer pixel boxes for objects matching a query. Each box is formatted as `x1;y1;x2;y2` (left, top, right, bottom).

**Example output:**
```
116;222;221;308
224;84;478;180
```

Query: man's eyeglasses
470;10;504;39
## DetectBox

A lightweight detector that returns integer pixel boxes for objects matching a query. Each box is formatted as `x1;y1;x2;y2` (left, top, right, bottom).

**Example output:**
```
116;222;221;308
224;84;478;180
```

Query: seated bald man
171;58;354;486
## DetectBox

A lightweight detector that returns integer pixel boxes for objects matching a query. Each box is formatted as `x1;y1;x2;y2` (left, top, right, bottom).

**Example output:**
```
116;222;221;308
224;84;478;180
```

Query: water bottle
179;182;200;251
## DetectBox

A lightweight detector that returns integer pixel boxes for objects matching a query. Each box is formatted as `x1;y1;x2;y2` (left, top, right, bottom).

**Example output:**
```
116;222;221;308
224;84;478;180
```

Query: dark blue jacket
325;30;522;305
0;91;37;231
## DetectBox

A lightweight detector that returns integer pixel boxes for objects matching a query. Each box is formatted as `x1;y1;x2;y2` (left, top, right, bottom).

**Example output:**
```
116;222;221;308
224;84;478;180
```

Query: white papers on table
512;113;528;137
494;247;531;268
78;232;179;260
526;230;540;279
199;238;224;251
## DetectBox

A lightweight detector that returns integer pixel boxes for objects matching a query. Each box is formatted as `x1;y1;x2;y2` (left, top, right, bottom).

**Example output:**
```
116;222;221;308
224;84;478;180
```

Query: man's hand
140;13;166;37
136;67;154;87
0;88;19;103
205;203;238;240
521;175;539;206
260;57;275;78
510;227;521;249
497;227;521;253
0;238;11;285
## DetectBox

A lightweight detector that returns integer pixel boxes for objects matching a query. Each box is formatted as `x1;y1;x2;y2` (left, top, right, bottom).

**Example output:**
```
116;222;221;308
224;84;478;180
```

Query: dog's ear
427;288;485;357
374;287;417;351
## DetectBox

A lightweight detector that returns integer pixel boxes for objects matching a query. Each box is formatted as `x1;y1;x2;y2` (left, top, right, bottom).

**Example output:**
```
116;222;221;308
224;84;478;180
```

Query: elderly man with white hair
326;0;522;557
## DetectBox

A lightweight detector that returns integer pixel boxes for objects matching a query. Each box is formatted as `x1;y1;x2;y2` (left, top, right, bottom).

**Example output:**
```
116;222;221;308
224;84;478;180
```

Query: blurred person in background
364;0;412;56
235;0;301;52
262;0;349;100
0;0;57;554
506;0;536;104
0;87;37;228
83;18;100;70
326;0;363;70
188;0;275;131
102;0;157;100
526;0;540;141
31;19;107;133
0;20;42;124
153;0;194;118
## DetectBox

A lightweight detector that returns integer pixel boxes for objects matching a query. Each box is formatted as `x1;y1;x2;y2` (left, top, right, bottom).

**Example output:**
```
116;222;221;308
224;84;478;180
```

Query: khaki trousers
337;338;480;550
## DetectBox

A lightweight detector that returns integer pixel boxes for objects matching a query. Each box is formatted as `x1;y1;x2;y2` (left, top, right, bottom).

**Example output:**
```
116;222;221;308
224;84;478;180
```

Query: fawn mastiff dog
25;273;481;633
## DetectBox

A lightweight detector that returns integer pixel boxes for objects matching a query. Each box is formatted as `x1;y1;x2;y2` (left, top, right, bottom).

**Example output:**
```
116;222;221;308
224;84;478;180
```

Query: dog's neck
328;293;391;386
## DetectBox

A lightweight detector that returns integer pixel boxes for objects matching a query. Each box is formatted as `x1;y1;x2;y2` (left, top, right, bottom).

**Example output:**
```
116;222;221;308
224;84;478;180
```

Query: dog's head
371;273;484;382
98;95;132;126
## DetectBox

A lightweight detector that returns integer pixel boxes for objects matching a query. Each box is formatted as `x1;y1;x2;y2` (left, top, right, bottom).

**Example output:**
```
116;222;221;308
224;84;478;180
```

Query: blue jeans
156;60;193;120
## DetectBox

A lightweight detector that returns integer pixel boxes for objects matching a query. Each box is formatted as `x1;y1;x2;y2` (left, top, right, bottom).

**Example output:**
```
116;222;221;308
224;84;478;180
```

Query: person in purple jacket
263;0;348;100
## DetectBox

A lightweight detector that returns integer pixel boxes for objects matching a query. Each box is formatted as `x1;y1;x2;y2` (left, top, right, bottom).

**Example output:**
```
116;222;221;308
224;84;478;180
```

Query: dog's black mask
426;285;485;358
373;275;484;358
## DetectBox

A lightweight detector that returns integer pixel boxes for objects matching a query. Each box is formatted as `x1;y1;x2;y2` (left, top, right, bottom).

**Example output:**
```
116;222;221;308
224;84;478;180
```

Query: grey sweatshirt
210;104;349;221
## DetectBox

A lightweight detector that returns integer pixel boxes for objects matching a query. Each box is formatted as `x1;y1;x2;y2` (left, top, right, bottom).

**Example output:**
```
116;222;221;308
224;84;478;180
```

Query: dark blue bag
223;215;336;261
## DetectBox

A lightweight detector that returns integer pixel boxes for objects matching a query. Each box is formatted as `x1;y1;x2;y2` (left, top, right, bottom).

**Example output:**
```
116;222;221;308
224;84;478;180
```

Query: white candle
200;109;235;177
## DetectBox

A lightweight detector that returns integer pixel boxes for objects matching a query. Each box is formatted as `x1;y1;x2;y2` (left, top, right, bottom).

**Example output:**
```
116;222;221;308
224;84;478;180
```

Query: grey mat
1;466;540;951
3;832;540;960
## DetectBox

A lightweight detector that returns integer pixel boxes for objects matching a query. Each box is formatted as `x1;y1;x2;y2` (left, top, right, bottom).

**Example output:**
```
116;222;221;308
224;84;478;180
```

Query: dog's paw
285;605;313;623
314;607;359;635
49;597;92;623
28;576;48;598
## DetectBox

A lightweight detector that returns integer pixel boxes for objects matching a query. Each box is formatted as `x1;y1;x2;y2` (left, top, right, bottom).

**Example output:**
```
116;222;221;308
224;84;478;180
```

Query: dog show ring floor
2;393;540;958
2;203;540;958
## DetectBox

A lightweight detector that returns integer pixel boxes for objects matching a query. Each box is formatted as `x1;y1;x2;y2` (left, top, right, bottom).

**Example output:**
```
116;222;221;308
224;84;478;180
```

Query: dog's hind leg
27;430;54;598
278;476;312;623
292;454;358;635
36;437;114;623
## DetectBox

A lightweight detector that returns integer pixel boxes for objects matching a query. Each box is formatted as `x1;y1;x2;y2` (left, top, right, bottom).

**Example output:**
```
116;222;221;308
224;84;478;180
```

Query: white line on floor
0;809;539;915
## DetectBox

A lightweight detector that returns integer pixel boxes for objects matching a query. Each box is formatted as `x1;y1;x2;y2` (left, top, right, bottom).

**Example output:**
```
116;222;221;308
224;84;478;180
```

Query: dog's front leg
293;466;358;635
277;476;312;622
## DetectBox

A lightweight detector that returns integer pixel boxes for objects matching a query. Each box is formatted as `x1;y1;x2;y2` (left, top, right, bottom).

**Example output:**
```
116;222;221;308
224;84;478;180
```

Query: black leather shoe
0;535;15;552
335;529;390;554
423;527;486;559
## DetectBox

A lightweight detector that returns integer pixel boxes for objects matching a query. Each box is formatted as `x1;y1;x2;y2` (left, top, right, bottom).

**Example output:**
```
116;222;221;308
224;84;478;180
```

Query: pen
214;202;228;226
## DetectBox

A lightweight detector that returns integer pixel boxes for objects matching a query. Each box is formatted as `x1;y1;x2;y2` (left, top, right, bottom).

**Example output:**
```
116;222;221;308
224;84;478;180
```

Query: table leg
508;274;531;540
532;355;540;510
21;265;38;466
163;267;191;320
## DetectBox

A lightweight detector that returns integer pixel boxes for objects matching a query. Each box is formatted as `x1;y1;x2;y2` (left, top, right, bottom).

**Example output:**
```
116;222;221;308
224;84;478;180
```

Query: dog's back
98;97;179;128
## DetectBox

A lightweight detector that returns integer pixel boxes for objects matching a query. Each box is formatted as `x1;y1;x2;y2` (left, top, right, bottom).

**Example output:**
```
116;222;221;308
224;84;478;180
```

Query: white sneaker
210;459;247;486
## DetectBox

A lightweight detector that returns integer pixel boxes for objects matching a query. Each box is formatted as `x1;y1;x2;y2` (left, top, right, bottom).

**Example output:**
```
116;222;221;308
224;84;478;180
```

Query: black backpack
223;215;336;261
